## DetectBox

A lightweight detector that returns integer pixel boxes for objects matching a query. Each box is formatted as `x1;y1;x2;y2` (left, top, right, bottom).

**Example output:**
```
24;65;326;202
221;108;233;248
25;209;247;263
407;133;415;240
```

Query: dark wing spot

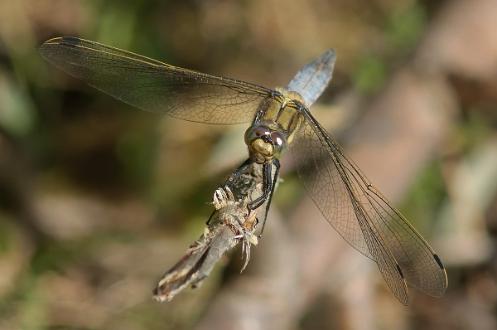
396;264;404;279
61;36;81;47
433;254;445;270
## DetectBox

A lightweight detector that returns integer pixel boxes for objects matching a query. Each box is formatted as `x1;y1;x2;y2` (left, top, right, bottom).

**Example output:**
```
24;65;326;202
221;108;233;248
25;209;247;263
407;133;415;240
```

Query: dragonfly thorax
244;124;287;163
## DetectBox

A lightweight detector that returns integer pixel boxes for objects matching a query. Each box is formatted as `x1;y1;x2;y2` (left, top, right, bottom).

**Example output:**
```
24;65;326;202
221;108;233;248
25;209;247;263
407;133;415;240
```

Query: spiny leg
228;158;252;184
258;159;280;237
247;160;280;237
206;210;217;226
248;162;273;210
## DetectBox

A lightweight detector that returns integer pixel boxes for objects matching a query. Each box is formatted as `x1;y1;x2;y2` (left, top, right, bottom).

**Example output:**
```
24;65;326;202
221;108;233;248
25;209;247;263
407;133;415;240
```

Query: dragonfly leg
257;159;280;237
206;210;217;226
248;162;273;210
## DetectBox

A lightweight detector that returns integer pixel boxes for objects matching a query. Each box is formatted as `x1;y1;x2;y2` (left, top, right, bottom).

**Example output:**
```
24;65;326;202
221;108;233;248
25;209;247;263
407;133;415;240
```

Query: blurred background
1;0;497;329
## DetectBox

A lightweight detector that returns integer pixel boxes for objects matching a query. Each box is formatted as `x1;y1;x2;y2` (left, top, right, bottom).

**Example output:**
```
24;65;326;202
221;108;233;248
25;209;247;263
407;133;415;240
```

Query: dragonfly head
245;125;286;163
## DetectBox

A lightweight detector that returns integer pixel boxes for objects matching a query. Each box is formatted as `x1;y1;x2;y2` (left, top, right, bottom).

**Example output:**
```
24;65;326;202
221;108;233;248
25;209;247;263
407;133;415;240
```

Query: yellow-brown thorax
244;88;305;163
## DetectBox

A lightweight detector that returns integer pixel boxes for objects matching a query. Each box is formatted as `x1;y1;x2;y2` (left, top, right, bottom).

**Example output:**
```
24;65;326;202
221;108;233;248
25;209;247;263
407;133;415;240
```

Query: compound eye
254;126;270;137
245;125;272;145
271;131;285;147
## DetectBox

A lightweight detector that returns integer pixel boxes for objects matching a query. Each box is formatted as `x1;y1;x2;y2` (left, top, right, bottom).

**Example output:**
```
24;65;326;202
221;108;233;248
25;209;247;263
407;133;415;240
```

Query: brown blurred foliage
1;0;497;329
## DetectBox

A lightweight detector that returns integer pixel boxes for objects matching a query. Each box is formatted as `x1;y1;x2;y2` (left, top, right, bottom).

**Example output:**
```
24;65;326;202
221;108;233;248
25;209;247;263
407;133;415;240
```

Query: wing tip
42;36;62;45
323;48;336;59
395;263;410;305
60;36;82;46
40;36;81;51
404;254;448;299
319;49;336;69
434;253;449;295
433;253;444;270
396;263;405;279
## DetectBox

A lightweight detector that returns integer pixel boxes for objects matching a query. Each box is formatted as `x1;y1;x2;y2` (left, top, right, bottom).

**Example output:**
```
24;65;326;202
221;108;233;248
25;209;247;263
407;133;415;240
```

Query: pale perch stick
153;162;270;302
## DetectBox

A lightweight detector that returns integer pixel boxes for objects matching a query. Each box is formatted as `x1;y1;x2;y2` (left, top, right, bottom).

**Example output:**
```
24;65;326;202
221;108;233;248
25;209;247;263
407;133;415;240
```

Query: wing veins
295;107;446;302
40;37;273;124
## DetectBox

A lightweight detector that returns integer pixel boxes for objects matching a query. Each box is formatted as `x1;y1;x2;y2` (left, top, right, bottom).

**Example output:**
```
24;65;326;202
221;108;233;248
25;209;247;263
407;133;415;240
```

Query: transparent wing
290;109;448;304
286;49;335;108
39;37;272;124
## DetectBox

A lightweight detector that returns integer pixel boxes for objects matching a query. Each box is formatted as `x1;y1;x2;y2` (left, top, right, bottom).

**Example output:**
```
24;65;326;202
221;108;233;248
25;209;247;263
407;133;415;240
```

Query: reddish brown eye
254;127;269;137
271;132;285;147
244;125;272;146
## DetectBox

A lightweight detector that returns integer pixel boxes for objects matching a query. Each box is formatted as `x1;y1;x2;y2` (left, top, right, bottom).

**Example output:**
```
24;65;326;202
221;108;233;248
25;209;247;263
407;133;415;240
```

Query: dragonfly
39;36;448;305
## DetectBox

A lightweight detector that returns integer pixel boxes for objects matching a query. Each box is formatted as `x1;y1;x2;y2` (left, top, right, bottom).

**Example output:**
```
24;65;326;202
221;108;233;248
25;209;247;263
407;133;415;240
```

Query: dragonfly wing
290;109;448;303
39;37;272;124
286;49;336;108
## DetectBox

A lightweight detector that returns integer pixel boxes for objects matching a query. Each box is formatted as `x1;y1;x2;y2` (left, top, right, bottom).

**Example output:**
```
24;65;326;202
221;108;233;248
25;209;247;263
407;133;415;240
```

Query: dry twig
153;161;269;302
